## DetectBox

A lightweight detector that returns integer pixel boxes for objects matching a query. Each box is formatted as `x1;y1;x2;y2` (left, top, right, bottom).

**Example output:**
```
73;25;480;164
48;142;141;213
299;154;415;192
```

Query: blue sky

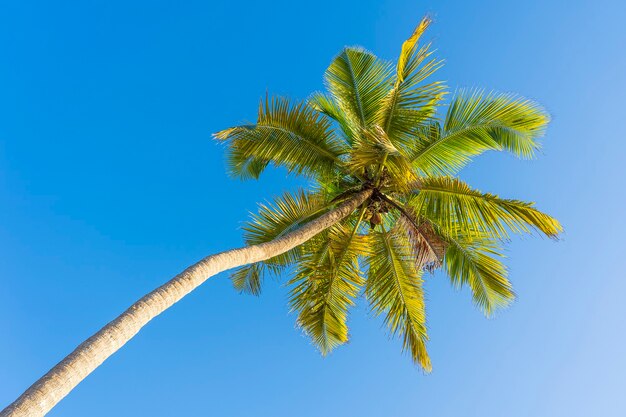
1;1;625;416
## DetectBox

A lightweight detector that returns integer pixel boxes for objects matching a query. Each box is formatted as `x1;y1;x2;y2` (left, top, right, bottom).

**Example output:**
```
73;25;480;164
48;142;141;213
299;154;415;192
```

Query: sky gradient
1;1;625;416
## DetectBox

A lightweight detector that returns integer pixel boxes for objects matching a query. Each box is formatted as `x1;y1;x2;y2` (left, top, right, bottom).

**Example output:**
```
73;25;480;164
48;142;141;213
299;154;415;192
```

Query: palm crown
214;17;561;371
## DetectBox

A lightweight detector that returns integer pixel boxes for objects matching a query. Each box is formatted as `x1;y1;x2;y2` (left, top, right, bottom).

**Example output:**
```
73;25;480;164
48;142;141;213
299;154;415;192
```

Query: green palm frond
309;92;360;144
321;47;394;135
410;90;550;176
409;176;562;239
231;262;280;297
445;90;549;156
231;189;331;295
440;227;514;315
366;228;431;370
220;147;270;180
289;218;371;354
347;126;417;190
214;95;346;179
243;189;333;263
378;17;446;148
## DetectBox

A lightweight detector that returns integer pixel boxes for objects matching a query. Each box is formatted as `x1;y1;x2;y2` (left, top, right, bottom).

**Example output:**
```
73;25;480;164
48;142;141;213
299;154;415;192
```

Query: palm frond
410;90;550;176
347;126;417;191
439;227;514;315
396;16;431;85
321;47;394;135
289;219;371;354
243;189;332;265
214;96;346;179
378;17;446;148
409;176;562;239
309;92;359;144
231;262;275;296
229;190;333;295
366;228;431;370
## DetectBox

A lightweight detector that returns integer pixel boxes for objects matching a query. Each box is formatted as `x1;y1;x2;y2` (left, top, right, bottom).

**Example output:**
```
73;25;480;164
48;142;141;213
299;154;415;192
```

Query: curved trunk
1;189;372;417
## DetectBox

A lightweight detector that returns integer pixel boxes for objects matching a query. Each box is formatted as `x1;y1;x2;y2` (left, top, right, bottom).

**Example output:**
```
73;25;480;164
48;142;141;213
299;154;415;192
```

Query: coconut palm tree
1;17;561;417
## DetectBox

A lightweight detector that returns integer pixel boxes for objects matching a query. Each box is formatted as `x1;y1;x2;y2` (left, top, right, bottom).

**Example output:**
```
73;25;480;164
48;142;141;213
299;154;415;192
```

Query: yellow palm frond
409;176;562;239
289;220;371;354
378;17;445;149
214;95;347;179
438;226;515;315
397;16;432;85
366;228;431;370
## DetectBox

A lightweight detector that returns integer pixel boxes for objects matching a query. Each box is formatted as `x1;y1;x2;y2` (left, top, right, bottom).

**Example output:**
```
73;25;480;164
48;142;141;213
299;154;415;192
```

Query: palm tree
1;17;561;417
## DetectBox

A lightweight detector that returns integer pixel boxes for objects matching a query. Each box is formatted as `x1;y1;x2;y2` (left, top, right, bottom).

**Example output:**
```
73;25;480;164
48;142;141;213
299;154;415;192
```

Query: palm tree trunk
1;189;372;417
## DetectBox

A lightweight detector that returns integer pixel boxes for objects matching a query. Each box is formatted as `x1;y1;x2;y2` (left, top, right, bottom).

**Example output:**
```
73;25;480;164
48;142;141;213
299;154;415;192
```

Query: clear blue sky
1;1;625;416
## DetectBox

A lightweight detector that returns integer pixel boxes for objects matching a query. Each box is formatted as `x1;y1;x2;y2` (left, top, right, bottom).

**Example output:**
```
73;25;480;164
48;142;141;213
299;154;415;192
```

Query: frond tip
397;16;432;84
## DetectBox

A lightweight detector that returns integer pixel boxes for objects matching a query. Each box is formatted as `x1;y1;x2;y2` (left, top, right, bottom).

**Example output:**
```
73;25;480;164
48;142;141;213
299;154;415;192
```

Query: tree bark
1;189;372;417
